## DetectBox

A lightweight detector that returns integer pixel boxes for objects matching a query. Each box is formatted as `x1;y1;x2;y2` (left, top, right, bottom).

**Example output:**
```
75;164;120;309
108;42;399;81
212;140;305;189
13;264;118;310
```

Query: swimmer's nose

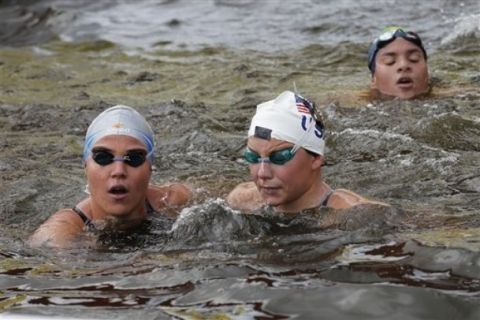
257;160;273;179
110;160;128;178
397;56;412;72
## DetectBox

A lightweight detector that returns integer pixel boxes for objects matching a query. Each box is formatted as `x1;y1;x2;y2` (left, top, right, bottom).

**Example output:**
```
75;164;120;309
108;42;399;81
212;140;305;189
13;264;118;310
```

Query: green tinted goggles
244;147;296;165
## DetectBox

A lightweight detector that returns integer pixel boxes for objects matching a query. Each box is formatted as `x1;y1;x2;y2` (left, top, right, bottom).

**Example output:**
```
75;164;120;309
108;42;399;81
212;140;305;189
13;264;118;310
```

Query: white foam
335;128;414;143
441;13;480;44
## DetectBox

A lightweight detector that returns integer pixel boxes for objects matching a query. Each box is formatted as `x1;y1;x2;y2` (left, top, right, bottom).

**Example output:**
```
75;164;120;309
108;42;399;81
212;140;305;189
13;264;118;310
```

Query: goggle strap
146;149;154;161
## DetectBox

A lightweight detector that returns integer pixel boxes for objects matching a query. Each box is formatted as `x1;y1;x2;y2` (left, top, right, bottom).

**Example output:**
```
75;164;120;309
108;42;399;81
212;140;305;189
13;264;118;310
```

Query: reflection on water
1;0;479;51
0;0;479;319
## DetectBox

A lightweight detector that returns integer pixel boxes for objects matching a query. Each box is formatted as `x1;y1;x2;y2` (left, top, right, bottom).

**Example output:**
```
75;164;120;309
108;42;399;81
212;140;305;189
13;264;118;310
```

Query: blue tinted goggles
244;147;296;165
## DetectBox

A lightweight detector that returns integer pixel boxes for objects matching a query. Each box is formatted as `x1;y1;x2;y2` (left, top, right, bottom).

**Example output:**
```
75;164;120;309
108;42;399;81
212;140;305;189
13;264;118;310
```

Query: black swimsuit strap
145;199;156;215
72;206;96;230
320;189;334;207
71;200;154;230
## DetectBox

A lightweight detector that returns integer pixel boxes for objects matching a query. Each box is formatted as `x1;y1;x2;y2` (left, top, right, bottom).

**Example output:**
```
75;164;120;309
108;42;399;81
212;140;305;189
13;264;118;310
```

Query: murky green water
1;0;480;319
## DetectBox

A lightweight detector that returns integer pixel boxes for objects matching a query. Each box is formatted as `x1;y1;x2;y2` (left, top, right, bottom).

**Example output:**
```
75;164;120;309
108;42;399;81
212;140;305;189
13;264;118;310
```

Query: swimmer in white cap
30;105;192;248
227;91;386;213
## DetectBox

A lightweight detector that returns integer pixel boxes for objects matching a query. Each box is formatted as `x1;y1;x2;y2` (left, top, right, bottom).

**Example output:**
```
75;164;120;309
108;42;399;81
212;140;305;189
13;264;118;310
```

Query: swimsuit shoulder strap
320;189;334;207
72;206;96;230
145;199;156;215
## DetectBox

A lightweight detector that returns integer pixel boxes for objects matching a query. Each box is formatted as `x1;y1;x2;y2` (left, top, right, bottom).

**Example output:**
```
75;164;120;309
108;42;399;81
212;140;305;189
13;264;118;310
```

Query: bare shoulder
226;181;263;212
329;188;388;209
147;183;192;214
29;209;85;248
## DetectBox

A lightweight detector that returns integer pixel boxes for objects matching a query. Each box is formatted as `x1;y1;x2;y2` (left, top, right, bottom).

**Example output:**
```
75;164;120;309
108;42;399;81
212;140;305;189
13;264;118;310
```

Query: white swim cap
248;91;325;155
83;105;155;162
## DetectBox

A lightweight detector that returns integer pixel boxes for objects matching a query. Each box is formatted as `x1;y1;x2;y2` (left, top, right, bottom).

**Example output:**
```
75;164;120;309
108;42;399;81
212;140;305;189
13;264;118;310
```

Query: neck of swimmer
273;180;332;213
82;197;149;228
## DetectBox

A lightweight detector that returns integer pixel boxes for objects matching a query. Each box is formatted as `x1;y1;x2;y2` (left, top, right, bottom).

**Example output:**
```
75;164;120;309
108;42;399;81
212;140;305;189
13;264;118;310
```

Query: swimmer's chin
368;86;432;101
259;194;281;207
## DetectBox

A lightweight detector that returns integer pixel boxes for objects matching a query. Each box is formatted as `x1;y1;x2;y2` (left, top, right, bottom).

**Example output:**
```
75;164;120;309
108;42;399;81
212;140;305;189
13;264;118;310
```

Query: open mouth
109;185;128;195
397;77;413;86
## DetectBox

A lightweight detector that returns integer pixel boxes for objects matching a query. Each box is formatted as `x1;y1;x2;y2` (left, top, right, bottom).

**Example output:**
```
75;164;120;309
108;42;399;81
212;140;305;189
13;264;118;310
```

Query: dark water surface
1;0;480;319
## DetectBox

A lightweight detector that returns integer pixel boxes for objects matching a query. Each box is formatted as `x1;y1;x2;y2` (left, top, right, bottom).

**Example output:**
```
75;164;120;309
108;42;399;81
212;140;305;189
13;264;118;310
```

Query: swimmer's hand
226;181;264;213
147;183;193;217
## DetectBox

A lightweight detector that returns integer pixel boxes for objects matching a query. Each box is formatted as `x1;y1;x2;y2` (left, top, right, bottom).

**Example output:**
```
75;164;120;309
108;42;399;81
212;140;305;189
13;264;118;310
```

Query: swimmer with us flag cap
30;105;192;248
227;91;386;213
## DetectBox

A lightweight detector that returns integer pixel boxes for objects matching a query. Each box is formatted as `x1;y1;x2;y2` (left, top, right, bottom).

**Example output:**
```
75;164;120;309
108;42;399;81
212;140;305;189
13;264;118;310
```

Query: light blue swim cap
82;105;155;163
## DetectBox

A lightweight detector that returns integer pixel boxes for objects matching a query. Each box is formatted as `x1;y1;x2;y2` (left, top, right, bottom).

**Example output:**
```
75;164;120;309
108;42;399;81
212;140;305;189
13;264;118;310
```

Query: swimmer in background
30;105;192;248
368;26;430;100
226;91;386;213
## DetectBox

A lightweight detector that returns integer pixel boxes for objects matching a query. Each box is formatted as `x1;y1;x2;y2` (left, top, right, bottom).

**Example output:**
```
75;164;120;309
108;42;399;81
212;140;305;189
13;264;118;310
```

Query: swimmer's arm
28;209;85;248
226;182;388;212
147;183;192;216
226;181;264;213
328;189;389;209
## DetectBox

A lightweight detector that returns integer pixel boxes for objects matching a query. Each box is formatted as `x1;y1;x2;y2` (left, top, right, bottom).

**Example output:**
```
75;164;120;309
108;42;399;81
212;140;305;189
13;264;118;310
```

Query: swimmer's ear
311;154;323;170
371;74;378;89
83;160;89;177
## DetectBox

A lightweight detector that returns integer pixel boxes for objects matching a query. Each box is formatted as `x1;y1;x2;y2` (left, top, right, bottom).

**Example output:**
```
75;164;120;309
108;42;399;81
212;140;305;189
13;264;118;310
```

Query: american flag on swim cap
295;94;311;114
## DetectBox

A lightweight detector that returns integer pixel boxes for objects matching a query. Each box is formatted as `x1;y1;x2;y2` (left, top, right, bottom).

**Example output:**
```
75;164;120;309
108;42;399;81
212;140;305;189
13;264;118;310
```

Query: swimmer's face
85;135;151;219
371;38;429;99
247;137;322;212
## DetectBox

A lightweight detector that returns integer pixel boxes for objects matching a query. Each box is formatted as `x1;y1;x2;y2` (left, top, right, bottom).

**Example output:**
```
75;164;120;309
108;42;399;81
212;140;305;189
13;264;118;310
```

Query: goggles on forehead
377;27;420;42
368;27;426;74
244;147;296;165
91;149;151;167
